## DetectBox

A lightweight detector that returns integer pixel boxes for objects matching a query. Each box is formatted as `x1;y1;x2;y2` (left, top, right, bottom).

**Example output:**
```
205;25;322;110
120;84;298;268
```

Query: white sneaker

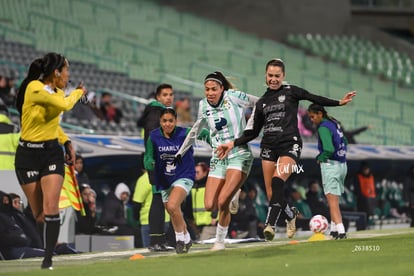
229;189;241;214
210;242;225;251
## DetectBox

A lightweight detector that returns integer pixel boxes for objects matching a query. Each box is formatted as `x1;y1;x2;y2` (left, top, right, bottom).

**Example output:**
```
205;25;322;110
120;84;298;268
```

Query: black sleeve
293;85;340;106
0;214;29;248
100;195;126;226
131;202;142;222
346;126;368;136
234;100;265;146
137;105;149;128
15;213;43;248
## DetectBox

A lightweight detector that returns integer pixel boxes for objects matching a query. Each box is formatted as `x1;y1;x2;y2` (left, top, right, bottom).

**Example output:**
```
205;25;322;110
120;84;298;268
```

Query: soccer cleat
330;231;339;239
263;225;275;241
229;189;241;214
336;233;347;240
41;259;53;270
210;242;225;251
285;206;299;239
175;240;192;254
175;241;185;254
184;240;192;253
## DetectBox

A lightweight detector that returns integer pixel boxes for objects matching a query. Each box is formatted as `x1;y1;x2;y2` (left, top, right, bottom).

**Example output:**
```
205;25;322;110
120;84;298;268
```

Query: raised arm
175;117;206;159
29;81;85;111
299;86;356;107
338;91;357;106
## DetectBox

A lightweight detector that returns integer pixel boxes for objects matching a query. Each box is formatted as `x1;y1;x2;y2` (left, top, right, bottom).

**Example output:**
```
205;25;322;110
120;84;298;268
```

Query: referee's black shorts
15;139;65;185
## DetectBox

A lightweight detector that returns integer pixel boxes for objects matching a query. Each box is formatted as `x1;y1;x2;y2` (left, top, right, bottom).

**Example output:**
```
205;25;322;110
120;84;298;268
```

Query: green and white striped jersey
177;90;258;158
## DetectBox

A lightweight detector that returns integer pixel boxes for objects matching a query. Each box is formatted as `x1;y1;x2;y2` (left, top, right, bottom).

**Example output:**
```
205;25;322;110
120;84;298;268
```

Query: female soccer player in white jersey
175;71;258;250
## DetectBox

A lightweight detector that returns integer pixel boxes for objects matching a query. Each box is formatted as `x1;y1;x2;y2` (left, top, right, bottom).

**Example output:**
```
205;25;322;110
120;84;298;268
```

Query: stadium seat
1;0;413;144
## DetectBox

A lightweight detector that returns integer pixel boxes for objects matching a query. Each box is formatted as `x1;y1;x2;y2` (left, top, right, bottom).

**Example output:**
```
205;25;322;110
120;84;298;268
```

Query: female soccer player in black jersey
216;59;355;241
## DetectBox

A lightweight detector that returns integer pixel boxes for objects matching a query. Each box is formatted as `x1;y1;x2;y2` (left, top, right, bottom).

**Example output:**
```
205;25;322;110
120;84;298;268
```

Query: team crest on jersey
278;95;286;103
223;99;231;110
261;148;271;159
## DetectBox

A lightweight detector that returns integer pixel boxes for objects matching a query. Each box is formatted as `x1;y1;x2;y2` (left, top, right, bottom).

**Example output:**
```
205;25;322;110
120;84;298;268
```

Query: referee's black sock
42;214;60;268
36;221;44;245
265;177;287;227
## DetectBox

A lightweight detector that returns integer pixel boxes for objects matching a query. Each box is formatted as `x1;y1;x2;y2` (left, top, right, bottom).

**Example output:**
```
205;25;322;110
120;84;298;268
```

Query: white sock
330;222;337;232
175;231;185;242
215;224;228;243
337;223;345;234
184;231;191;244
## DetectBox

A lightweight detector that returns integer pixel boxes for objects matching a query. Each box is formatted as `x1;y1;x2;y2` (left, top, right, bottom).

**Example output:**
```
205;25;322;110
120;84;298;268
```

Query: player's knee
165;202;178;215
204;200;215;211
216;197;229;211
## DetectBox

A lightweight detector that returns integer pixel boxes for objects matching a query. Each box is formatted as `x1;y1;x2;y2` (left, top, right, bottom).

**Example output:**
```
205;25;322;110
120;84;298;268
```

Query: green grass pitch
1;228;413;275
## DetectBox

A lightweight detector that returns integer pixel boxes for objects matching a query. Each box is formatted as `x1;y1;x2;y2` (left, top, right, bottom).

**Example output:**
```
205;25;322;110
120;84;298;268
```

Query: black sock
265;203;282;227
43;214;60;267
265;177;286;227
36;222;44;245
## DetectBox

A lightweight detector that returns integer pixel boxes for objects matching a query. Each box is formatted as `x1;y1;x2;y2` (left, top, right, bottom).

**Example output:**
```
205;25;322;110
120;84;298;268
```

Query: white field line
12;228;414;264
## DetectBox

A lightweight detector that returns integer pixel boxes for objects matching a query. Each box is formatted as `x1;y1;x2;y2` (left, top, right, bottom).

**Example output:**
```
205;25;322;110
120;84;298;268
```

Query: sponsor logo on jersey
214;117;227;131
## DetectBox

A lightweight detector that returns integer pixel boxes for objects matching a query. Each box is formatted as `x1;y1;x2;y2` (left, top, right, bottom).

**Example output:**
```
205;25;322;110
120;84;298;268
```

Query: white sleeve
175;117;206;157
227;90;259;108
246;93;259;107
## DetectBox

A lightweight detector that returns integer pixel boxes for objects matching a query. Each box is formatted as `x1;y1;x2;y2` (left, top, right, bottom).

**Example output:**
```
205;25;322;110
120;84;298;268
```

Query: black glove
172;154;182;166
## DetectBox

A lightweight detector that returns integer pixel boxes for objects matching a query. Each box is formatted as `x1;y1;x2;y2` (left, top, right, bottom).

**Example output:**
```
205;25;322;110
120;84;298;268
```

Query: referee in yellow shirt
14;52;86;270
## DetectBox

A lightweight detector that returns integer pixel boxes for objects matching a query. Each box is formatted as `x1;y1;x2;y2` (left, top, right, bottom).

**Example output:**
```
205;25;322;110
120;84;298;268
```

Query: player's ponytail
15;53;66;117
308;103;343;129
15;58;43;116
